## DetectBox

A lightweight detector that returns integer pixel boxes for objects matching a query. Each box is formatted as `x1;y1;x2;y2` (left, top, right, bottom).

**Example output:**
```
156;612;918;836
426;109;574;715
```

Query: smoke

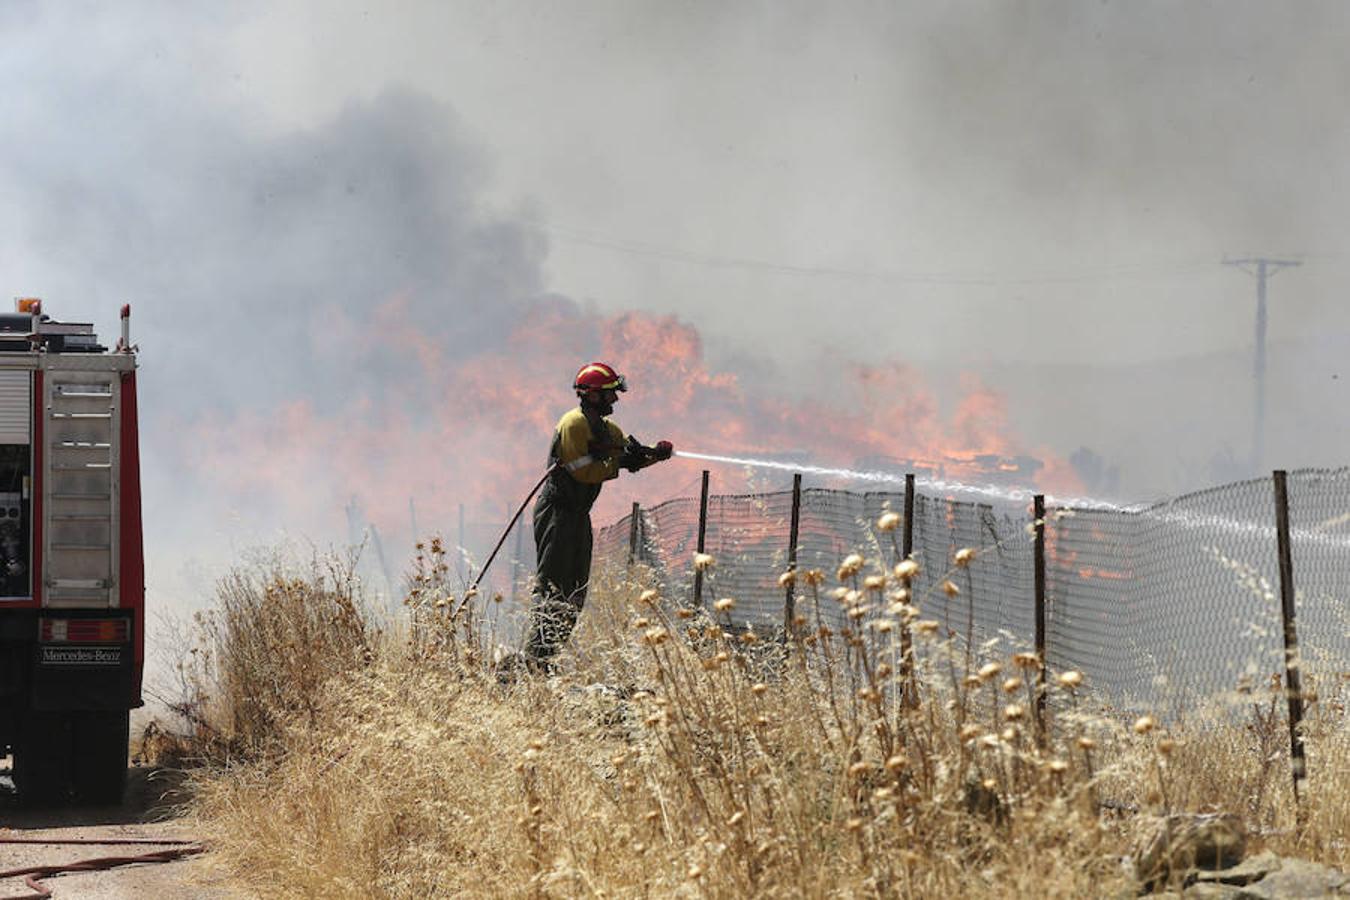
0;9;552;602
891;2;1350;245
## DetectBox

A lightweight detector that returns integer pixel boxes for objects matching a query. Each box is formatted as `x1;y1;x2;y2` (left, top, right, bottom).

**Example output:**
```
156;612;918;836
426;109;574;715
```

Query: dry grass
180;541;1349;898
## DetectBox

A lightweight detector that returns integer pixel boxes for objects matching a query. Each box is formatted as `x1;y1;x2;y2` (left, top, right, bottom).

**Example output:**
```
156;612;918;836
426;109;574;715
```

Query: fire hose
447;463;558;620
0;837;205;900
449;437;673;620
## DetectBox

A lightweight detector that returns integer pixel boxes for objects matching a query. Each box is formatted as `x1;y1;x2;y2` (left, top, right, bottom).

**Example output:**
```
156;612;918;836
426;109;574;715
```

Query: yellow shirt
552;408;626;484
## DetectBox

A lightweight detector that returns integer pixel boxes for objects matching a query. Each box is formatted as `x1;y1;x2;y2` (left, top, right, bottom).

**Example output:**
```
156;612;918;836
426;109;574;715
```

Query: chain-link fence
594;468;1350;720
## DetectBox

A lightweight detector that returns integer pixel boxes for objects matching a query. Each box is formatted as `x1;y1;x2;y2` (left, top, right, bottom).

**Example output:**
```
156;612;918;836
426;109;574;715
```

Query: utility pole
1223;257;1301;471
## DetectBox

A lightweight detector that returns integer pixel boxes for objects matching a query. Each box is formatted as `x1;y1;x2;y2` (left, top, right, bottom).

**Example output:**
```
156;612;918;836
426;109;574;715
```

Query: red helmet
573;362;627;394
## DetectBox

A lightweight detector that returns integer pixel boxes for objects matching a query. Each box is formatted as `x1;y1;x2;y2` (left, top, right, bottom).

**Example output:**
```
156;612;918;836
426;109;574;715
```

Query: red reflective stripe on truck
119;372;145;688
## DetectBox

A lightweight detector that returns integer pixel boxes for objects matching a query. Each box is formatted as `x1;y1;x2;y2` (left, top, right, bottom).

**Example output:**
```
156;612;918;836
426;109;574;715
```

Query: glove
618;436;673;471
619;435;647;472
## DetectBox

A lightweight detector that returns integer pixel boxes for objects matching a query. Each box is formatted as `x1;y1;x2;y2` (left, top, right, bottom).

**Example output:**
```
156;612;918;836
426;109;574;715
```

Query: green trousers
525;481;595;662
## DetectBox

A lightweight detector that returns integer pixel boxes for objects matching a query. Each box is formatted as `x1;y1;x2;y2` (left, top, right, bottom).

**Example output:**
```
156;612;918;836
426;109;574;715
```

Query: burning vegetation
188;300;1079;556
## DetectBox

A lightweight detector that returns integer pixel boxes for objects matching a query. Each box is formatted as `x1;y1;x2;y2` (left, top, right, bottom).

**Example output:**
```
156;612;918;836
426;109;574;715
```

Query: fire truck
0;301;142;803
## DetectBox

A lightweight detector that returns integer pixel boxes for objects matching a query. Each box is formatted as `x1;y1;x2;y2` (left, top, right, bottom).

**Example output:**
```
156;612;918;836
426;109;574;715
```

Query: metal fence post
784;473;802;638
1033;494;1047;743
900;474;917;705
1272;470;1307;817
693;471;710;609
902;474;915;559
628;501;640;567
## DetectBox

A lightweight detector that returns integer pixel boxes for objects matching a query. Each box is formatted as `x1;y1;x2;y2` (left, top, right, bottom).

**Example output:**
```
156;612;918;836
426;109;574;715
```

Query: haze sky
226;1;1350;365
2;1;1349;616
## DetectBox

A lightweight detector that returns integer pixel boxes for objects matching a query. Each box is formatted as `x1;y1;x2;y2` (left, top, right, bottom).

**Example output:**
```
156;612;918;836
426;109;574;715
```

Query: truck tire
12;711;71;805
71;711;129;805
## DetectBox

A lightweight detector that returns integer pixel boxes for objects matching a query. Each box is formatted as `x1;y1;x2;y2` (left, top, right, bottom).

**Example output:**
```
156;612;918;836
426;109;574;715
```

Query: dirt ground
0;763;245;899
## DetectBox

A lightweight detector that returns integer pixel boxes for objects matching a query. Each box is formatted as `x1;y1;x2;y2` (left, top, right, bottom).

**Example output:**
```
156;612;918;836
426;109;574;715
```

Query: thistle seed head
1056;670;1084;688
877;511;902;532
838;553;866;580
894;559;920;580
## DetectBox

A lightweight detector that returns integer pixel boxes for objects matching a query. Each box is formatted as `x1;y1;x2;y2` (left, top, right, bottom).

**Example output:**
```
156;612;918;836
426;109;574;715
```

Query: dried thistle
894;559;920;580
837;553;865;580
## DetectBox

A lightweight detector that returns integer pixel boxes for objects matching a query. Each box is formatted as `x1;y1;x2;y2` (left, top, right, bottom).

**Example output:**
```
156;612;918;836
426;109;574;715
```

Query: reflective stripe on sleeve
565;455;595;472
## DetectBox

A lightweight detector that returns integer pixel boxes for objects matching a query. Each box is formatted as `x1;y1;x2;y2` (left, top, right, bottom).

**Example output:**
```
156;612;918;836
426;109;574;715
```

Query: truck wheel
72;711;129;805
12;711;71;805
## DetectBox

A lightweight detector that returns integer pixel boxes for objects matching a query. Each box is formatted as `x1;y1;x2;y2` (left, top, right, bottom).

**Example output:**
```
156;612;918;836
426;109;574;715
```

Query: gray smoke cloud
0;7;570;613
891;2;1350;246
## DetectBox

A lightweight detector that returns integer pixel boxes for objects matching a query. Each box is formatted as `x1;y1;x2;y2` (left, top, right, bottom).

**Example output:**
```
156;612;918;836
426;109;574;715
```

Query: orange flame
179;301;1080;556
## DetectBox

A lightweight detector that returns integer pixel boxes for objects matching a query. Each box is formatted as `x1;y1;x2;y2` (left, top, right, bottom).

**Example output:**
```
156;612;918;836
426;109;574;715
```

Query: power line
524;219;1214;287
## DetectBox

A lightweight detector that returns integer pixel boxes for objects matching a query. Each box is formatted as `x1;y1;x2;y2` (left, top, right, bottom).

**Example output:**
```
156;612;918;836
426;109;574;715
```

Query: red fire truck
0;301;142;803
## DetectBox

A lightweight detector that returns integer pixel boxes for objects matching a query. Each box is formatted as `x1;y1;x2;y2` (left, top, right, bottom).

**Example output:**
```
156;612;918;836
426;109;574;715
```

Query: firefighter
523;362;672;668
